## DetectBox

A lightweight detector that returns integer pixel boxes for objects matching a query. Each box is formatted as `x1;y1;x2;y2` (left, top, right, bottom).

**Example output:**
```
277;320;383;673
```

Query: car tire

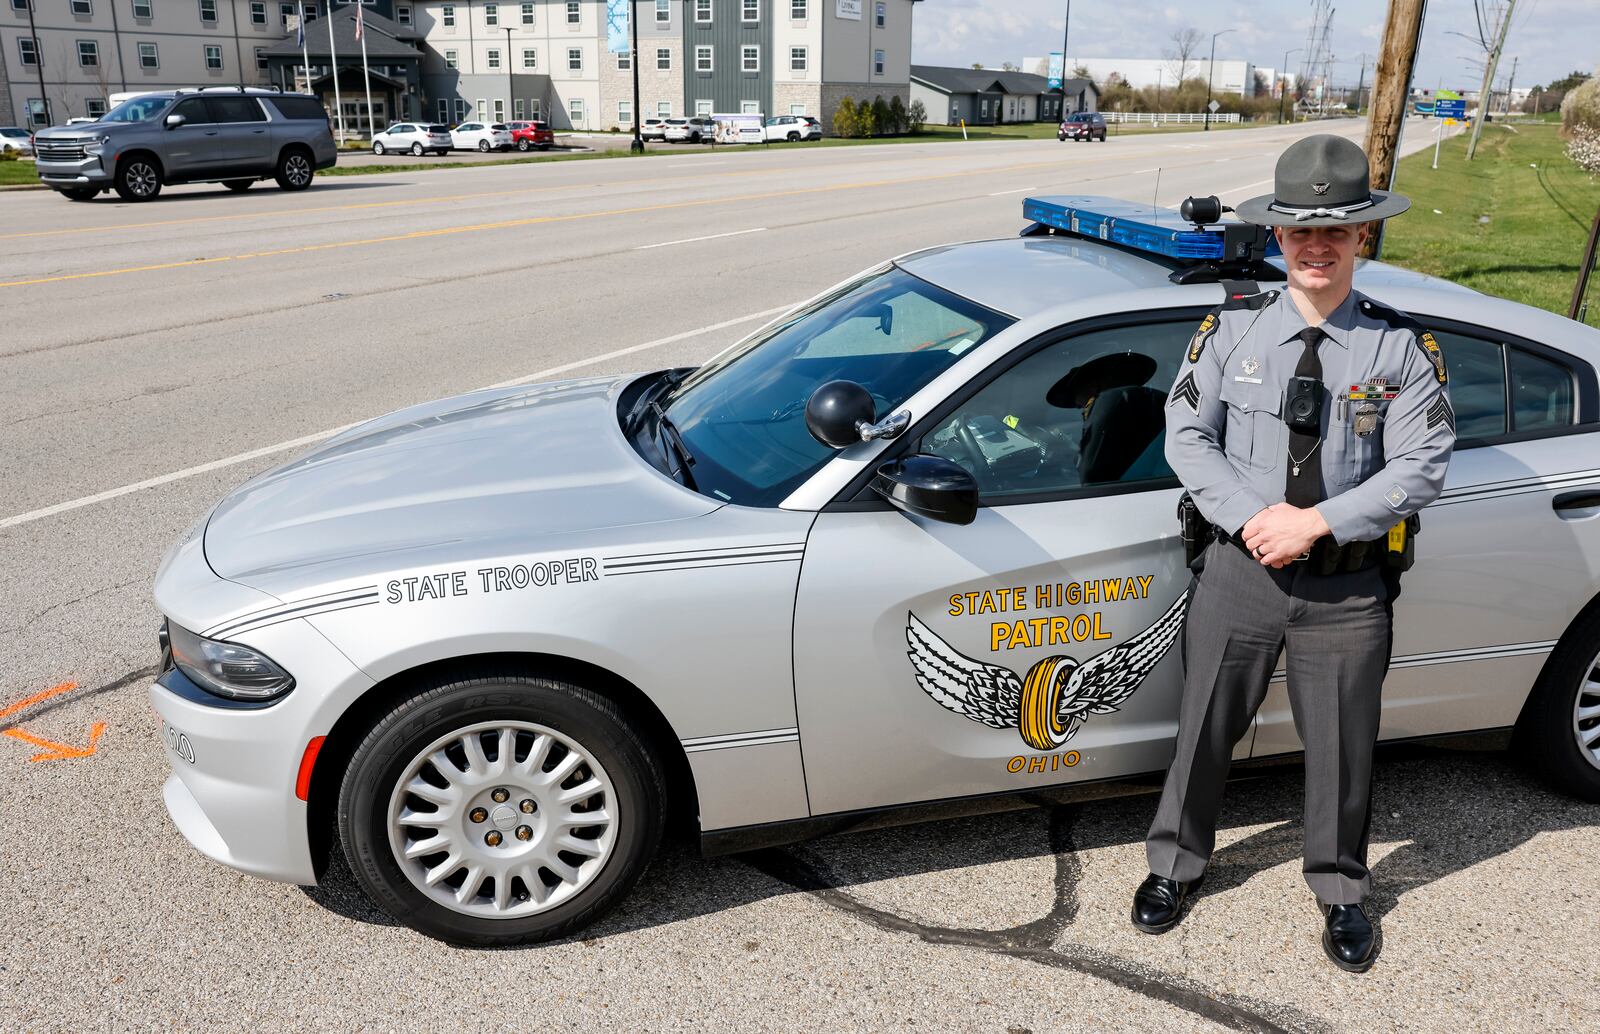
1518;604;1600;802
411;142;424;156
338;670;666;947
223;179;253;192
274;148;315;191
478;140;491;152
518;138;531;151
787;132;800;142
373;141;386;155
113;155;162;201
60;187;99;201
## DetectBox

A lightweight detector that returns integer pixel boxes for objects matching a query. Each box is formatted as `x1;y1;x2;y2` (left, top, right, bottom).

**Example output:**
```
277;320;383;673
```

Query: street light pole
505;26;513;122
1280;46;1302;123
1057;0;1071;118
1204;28;1235;131
629;0;643;153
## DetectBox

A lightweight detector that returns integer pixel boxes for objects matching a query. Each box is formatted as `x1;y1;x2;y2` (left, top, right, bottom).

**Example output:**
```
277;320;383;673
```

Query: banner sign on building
1047;52;1064;90
606;0;630;54
836;0;862;20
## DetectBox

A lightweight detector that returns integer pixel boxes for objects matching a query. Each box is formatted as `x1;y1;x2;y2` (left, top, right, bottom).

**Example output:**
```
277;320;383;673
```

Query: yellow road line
0;157;1070;290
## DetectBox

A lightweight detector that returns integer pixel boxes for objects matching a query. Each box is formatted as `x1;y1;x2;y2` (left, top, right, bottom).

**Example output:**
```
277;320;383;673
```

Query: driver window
919;321;1193;500
171;98;211;123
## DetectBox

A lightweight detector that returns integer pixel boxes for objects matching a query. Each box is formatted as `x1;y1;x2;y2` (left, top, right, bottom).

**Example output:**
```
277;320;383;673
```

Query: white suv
450;122;513;152
372;123;452;156
764;115;822;142
664;117;716;143
639;117;667;142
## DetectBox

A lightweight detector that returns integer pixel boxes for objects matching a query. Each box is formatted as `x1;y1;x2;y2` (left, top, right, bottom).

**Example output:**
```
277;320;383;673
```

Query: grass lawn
0;159;40;186
1381;122;1599;318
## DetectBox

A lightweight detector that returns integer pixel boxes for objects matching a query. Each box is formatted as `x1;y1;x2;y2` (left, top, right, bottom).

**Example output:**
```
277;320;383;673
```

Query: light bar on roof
1022;195;1227;261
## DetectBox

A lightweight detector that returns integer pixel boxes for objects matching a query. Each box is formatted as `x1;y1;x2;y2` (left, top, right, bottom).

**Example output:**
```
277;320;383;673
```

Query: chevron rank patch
1188;314;1217;363
1426;393;1455;434
1170;371;1202;415
1418;331;1447;384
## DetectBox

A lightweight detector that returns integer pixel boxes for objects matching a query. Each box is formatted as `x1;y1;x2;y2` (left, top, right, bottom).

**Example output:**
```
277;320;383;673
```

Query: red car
506;120;554;151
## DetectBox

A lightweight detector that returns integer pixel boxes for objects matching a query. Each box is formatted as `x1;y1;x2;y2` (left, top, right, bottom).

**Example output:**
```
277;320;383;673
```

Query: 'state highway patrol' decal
905;591;1188;752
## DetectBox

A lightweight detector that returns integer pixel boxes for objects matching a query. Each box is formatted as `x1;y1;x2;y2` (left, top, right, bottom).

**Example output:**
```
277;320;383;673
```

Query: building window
514;98;524;118
529;98;541;118
205;44;223;70
695;98;711;115
77;40;99;67
17;37;38;67
695;46;711;72
618;100;631;124
487;48;501;69
657;100;670;117
255;46;268;71
444;49;458;68
200;0;218;24
741;45;759;73
279;2;293;28
789;103;806;115
566;1;579;25
655;0;668;22
87;98;108;118
250;1;266;26
8;0;25;8
398;4;412;25
791;0;806;18
442;4;455;27
455;98;469;120
523;48;537;69
742;0;757;22
134;0;152;17
138;41;158;68
484;3;497;27
695;0;710;22
70;0;92;15
616;49;630;70
875;1;885;27
494;99;505;121
304;3;317;20
26;99;48;128
476;98;486;119
520;2;533;25
567;47;582;71
438;98;449;122
980;99;989;118
874;49;884;76
656;48;670;71
790;46;806;72
741;100;758;114
570;97;584;125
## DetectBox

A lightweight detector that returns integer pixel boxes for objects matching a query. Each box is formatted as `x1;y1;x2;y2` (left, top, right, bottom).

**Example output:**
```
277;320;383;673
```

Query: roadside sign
1047;52;1064;91
1207;100;1220;113
1436;89;1466;121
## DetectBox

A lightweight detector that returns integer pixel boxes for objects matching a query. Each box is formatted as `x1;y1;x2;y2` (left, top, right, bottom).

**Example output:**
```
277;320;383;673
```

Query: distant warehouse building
910;65;1094;126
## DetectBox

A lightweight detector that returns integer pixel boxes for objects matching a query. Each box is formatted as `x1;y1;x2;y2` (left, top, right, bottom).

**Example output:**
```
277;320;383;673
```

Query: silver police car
151;196;1600;946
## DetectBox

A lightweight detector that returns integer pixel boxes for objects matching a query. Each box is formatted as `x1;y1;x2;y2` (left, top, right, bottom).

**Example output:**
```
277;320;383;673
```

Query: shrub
832;95;858;138
854;97;876;137
888;94;907;135
908;98;927;133
1560;68;1600;139
871;95;892;136
1567;126;1600;174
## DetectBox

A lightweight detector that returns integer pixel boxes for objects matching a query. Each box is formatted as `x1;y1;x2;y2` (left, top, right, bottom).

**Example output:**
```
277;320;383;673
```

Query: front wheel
373;141;387;155
478;139;491;152
411;142;424;156
113;157;162;201
274;149;314;191
1520;606;1600;801
338;672;666;946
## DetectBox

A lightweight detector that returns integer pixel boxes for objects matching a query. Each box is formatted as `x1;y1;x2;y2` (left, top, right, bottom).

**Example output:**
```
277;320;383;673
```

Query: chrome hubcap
1575;646;1600;772
387;721;617;919
127;163;157;195
287;156;311;185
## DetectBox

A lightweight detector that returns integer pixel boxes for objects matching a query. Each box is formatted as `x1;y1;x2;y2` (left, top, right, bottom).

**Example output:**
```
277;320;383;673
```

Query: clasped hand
1242;503;1331;568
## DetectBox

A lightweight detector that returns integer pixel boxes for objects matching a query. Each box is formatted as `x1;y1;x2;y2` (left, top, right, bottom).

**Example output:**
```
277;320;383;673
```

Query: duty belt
1215;526;1382;574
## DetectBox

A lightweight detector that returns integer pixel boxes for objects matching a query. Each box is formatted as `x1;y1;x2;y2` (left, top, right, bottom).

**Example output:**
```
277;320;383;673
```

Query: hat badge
1311;181;1331;195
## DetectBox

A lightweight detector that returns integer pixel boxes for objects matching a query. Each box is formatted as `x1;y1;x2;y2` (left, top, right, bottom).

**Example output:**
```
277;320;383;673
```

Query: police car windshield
101;96;172;123
663;266;1013;506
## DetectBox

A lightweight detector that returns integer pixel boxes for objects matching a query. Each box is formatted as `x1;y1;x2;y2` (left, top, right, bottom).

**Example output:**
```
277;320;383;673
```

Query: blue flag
297;1;305;46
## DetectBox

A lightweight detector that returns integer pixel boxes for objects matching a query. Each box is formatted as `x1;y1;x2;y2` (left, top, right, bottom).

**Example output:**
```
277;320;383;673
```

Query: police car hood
204;376;718;587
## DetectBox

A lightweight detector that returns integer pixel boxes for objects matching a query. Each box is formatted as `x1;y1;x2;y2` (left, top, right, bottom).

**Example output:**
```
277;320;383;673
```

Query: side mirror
165;114;186;129
871;455;979;526
805;380;875;449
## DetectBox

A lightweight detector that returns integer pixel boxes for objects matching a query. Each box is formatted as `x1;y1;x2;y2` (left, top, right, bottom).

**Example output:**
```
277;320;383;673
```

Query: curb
0;182;49;192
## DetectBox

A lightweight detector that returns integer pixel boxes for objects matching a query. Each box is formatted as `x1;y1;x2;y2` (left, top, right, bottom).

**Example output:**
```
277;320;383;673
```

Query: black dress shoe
1321;903;1377;972
1131;873;1200;933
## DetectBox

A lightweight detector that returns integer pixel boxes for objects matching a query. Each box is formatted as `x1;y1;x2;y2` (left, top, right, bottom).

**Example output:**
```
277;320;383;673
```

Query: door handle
205;130;219;136
1553;490;1600;512
252;129;266;134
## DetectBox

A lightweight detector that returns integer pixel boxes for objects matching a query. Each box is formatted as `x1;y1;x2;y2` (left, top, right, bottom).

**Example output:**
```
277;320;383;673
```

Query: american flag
354;2;364;41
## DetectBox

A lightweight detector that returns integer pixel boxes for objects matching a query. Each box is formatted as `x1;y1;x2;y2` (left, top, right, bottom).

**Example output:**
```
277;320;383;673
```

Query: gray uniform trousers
1144;537;1392;905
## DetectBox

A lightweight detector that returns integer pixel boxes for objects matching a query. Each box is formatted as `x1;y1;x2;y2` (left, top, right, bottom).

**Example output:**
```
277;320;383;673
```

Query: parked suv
32;89;335;201
664;116;716;143
1059;111;1107;142
763;115;822;142
640;117;667;142
506;120;554;150
372;122;452;156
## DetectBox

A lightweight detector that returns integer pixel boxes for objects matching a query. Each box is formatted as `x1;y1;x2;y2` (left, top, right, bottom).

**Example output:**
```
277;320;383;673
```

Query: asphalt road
6;117;1592;1033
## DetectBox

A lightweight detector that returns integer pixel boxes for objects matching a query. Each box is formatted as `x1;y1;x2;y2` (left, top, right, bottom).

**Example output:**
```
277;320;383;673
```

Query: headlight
84;135;109;156
167;622;296;701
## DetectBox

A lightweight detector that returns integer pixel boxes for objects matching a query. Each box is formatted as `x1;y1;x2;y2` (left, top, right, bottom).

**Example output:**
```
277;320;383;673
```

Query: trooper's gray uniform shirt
1146;286;1455;904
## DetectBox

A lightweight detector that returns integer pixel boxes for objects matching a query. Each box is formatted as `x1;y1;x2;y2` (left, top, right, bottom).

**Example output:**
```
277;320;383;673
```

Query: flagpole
328;3;345;144
297;1;310;95
357;3;375;139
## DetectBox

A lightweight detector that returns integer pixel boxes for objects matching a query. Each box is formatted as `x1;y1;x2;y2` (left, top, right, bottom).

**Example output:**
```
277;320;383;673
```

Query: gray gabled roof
911;64;1098;98
263;6;422;61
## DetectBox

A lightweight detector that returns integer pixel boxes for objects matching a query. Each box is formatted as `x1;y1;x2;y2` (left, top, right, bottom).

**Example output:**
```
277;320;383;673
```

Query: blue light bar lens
1023;196;1227;261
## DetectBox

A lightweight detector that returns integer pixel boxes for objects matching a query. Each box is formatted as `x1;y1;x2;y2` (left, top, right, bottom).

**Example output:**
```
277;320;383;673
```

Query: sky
911;0;1597;95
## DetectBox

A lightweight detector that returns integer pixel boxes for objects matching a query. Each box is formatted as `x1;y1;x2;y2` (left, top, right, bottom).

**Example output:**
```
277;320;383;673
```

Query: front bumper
35;155;113;187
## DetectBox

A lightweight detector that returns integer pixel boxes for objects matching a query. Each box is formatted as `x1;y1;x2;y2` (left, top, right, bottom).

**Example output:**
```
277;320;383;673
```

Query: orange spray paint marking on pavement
0;680;78;721
0;681;108;763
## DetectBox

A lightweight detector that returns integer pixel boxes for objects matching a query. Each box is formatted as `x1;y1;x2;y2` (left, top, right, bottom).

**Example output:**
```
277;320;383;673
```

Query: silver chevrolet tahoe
32;88;337;202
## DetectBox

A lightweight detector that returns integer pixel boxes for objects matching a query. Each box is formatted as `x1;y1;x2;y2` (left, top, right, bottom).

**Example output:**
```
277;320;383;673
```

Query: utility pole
504;26;513;123
1354;53;1368;112
1058;0;1071;118
1203;28;1234;130
24;1;49;127
629;0;643;152
1502;55;1517;115
1360;0;1428;260
1279;46;1301;123
1466;0;1515;159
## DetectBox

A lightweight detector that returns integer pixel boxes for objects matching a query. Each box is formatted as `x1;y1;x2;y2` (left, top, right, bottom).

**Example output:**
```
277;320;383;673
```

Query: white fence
1102;112;1242;125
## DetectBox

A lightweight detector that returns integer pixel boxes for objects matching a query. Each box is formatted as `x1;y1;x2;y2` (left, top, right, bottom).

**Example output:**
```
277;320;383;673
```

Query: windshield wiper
650;401;698;491
625;368;691;437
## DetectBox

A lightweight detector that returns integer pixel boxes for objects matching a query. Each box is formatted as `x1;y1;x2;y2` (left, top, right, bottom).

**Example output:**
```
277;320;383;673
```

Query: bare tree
1165;28;1203;86
1001;61;1019;72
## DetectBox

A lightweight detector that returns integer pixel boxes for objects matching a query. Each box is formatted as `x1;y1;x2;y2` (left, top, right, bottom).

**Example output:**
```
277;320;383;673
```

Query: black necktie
1286;327;1324;508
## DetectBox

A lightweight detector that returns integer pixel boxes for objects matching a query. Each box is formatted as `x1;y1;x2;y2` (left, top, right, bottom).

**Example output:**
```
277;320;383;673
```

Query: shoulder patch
1188;311;1219;363
1417;330;1448;384
1358;297;1446;384
1222;289;1277;312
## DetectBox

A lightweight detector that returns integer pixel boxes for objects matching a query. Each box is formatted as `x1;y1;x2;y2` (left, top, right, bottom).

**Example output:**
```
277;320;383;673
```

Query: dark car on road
1059;111;1108;142
32;89;336;201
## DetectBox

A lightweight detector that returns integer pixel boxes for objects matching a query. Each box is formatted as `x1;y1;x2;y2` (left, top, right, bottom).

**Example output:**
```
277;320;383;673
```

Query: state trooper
1133;134;1455;972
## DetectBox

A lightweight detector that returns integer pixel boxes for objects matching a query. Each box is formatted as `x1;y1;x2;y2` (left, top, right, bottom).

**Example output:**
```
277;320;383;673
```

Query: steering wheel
941;414;990;484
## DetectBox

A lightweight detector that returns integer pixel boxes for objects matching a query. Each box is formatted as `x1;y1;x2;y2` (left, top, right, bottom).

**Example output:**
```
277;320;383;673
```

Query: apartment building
3;0;302;127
